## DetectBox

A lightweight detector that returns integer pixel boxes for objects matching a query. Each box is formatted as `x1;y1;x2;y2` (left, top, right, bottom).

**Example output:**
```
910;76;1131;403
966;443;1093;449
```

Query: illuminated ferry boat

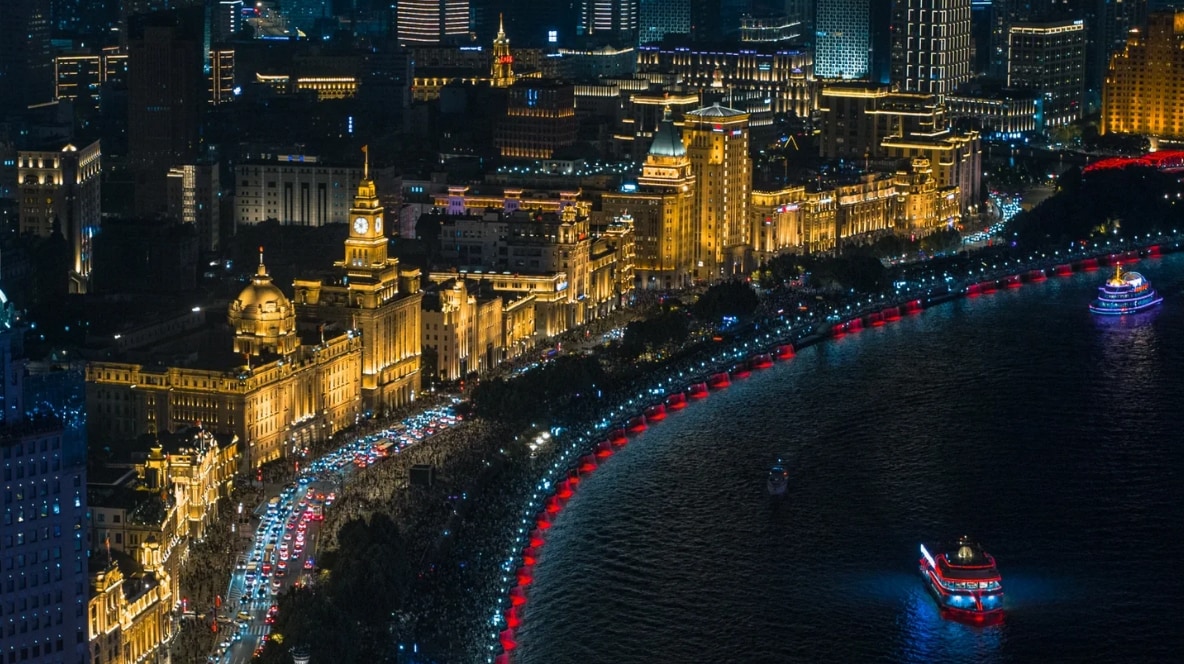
919;537;1003;620
766;460;788;497
1089;265;1163;315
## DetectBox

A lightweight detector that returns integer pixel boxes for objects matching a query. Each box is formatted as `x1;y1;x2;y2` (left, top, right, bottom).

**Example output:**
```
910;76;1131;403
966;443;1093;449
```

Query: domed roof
229;257;292;322
648;106;686;158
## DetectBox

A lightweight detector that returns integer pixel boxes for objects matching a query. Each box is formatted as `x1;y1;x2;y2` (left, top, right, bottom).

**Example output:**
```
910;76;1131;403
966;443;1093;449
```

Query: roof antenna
362;144;369;180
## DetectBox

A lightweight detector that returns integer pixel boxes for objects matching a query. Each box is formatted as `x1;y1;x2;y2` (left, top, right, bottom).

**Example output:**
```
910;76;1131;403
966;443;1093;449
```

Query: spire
362;144;369;180
498;12;506;39
257;246;267;277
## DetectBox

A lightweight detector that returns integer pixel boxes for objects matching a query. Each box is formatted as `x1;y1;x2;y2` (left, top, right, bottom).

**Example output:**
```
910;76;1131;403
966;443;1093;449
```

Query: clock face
353;217;369;234
374;216;382;233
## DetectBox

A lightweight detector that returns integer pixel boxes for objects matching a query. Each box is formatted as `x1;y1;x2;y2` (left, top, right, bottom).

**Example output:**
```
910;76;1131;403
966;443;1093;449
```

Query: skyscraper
397;0;471;44
1008;20;1085;127
891;0;974;98
816;0;870;79
578;0;640;43
1102;10;1184;139
0;300;91;664
0;0;53;114
683;103;752;279
640;0;692;43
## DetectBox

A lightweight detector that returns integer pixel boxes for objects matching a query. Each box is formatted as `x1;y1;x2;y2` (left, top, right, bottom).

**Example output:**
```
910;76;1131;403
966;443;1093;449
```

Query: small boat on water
767;460;788;496
1089;264;1163;315
919;536;1003;621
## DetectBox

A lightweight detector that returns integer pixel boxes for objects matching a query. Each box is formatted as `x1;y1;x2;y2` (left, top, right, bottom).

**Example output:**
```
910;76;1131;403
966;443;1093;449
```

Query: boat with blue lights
1089;264;1163;315
766;460;788;496
919;537;1003;621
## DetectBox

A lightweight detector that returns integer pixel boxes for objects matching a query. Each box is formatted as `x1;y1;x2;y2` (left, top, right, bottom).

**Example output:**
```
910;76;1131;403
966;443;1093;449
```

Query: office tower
166;162;221;252
127;8;205;217
214;0;243;40
602;108;698;289
1008;20;1085;126
578;0;640;43
397;0;471;44
641;0;692;43
816;0;870;79
495;82;578;159
209;48;235;104
1102;11;1184;139
16;142;103;294
683;103;752;280
0;0;53;114
0;307;91;664
54;49;129;112
890;0;974;98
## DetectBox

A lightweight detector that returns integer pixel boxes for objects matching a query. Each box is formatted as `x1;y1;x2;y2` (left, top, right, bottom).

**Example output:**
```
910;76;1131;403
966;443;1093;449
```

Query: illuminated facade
683;104;752;279
428;271;573;339
235;156;361;226
816;0;870;79
579;0;639;42
945;88;1041;138
1008;21;1085;127
87;544;172;664
495;81;578;159
54;48;127;107
640;0;690;44
1102;11;1184;139
636;43;815;120
397;0;471;44
422;279;504;382
890;0;973;99
293;150;423;413
17;141;102;293
588;218;635;316
86;258;363;471
210;48;235;104
601;108;697;289
434;186;588;218
491;14;515;87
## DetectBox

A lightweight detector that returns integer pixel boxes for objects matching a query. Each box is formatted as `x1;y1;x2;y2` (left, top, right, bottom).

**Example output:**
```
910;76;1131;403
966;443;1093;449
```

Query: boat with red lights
919;537;1003;620
1089;264;1162;315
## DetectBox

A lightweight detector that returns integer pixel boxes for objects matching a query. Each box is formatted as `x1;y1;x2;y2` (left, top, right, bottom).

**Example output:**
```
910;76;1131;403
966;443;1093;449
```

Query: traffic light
257;468;263;482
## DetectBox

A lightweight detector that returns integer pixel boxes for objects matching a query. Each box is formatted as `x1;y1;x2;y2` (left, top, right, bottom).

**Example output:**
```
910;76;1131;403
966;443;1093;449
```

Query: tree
692;281;759;321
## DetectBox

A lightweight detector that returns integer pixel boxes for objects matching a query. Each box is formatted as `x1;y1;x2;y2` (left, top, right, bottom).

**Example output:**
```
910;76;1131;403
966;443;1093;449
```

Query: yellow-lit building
293;150;423;414
588;220;635;317
502;294;537;361
491;14;515;88
87;543;173;664
683;104;752;280
434;186;589;218
86;257;364;473
602;108;697;290
422;279;504;382
428;271;571;339
1102;11;1184;138
893;159;961;238
495;80;578;159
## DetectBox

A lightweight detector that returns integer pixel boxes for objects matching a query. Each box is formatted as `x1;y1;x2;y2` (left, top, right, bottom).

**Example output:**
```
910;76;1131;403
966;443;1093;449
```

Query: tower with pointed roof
293;147;423;413
683;103;752;280
601;106;697;289
491;13;515;88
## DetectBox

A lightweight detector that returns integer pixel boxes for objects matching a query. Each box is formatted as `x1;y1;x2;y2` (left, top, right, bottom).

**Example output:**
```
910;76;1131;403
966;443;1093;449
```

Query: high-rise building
293;150;424;413
397;0;471;44
816;0;870;79
210;48;235;104
495;81;578;160
167;161;221;252
683;103;752;279
491;13;516;87
0;302;91;664
578;0;640;43
214;0;243;40
17;142;103;294
640;0;692;43
602;107;698;289
890;0;973;99
1102;11;1184;139
1008;20;1085;127
54;48;129;111
127;8;205;217
0;0;53;114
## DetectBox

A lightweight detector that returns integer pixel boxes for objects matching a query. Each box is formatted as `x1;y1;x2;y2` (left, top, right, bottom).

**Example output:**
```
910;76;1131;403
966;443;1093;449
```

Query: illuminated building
495;81;578;159
428;271;572;338
422;279;504;382
293;150;423;413
210;48;235;104
748;160;960;258
602;108;697;289
17;141;102;294
816;0;870;79
608;87;699;161
86;544;172;664
167;162;221;252
640;0;691;44
589;219;635;316
214;0;243;40
578;0;639;43
491;14;515;87
1;299;91;664
636;42;815;121
434;186;588;217
1102;11;1184;139
86;255;363;472
890;0;973;99
253;73;359;100
818;82;981;213
683;103;752;279
502;293;538;360
53;48;127;108
1008;20;1085;127
235;155;361;226
945;87;1041;138
740;15;803;44
397;0;471;44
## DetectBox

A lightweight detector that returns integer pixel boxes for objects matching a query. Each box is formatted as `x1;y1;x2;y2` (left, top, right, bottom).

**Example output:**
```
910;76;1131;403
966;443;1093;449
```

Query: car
219;639;232;650
282;533;292;541
277;560;287;570
303;558;314;570
264;614;275;625
237;610;251;621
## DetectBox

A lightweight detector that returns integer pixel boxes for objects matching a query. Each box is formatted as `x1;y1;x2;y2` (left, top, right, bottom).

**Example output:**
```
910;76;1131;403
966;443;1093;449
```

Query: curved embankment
489;239;1178;663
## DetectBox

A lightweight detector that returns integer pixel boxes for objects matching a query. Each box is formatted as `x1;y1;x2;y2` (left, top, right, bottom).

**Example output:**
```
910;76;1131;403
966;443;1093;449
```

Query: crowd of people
169;499;245;663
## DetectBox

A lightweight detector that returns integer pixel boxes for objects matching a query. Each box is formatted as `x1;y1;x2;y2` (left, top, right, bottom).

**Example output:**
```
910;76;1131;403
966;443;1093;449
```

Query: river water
515;253;1184;663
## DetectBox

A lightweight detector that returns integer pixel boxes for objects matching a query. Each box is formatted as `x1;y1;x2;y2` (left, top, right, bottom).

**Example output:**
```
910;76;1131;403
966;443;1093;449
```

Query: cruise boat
919;537;1003;621
767;460;788;496
1089;264;1163;315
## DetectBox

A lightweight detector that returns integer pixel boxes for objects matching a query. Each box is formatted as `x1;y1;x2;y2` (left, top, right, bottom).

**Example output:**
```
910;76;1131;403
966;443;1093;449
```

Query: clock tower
344;145;388;268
